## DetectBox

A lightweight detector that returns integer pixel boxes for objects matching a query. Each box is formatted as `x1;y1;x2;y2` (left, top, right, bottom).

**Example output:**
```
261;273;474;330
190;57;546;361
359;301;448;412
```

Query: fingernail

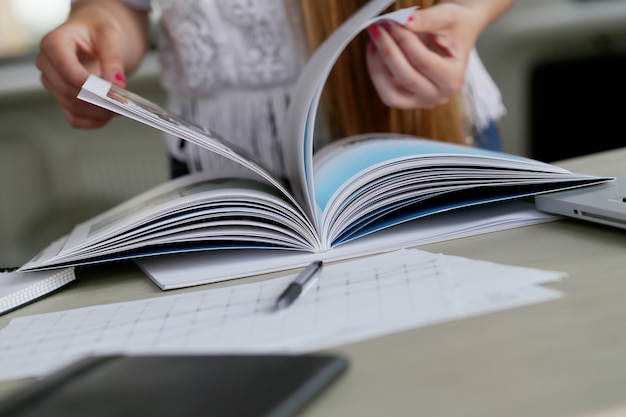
367;24;381;38
381;22;392;31
114;72;126;83
368;41;377;54
406;14;414;23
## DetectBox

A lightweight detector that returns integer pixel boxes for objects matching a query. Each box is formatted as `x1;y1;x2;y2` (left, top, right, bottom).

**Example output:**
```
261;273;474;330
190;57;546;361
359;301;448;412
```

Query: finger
366;43;443;109
92;23;127;86
38;27;92;93
37;22;121;128
56;93;114;121
58;95;116;128
404;6;458;36
36;54;79;103
385;24;465;97
62;107;114;129
367;24;447;102
40;73;116;128
38;56;110;119
404;6;478;59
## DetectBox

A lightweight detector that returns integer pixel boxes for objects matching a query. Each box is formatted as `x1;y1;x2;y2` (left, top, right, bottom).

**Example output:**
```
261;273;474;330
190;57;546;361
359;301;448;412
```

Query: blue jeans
474;120;503;151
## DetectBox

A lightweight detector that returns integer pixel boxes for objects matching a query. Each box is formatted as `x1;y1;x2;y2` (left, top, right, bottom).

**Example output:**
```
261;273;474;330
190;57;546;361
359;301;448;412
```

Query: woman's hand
36;1;149;128
365;1;512;109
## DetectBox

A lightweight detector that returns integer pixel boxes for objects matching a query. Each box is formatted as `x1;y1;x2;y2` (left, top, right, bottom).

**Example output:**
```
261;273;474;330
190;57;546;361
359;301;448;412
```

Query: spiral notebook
0;267;76;315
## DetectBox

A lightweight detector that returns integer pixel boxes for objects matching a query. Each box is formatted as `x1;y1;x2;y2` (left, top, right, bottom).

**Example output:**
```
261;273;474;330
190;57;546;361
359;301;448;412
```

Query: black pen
275;261;323;311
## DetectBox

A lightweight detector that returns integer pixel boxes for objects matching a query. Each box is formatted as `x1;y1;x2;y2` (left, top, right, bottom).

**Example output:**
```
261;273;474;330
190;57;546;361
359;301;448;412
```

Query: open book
20;1;609;278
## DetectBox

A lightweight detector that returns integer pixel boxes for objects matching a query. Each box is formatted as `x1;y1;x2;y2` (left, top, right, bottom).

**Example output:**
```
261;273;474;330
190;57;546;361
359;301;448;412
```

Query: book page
20;172;319;271
311;135;609;247
312;134;571;210
76;3;411;238
78;76;299;211
281;1;415;227
137;200;558;289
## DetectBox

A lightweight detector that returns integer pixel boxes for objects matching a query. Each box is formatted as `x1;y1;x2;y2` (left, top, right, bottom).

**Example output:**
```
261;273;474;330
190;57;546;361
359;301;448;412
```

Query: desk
0;148;625;417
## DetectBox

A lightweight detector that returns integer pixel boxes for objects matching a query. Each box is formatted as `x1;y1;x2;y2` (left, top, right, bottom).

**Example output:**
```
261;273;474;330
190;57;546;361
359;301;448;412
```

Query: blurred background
1;0;626;266
0;0;169;267
478;0;626;161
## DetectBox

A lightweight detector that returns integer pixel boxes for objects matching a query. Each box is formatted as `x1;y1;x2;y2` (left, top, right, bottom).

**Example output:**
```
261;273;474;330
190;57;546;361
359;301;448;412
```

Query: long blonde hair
298;0;467;144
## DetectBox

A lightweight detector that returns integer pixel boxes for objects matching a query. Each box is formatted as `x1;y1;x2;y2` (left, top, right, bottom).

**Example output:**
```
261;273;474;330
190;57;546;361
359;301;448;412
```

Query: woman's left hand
365;2;485;109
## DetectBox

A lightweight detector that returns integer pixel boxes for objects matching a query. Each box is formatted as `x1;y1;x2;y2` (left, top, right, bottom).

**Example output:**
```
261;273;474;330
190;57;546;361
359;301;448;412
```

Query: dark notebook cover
0;354;348;417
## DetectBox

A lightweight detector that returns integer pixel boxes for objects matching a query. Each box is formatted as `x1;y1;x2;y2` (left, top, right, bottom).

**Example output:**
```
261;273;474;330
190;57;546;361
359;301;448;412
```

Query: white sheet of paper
0;249;565;382
137;200;558;289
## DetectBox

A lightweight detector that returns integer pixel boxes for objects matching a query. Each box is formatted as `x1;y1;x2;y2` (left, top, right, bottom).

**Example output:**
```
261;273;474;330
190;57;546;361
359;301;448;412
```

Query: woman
36;0;514;178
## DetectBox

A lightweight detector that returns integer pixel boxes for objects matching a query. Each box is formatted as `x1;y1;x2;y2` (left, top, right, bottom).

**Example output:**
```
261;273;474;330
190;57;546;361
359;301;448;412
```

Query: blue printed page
312;135;604;248
281;0;414;229
313;135;566;210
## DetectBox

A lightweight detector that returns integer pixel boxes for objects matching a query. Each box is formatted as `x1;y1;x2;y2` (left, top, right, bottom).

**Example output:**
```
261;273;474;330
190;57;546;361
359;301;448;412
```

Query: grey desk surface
1;147;625;417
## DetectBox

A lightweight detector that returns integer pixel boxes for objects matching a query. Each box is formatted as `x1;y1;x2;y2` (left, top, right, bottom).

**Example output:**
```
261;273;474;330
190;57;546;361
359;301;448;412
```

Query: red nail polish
407;15;414;23
367;24;381;38
368;41;377;54
381;22;392;31
114;72;126;83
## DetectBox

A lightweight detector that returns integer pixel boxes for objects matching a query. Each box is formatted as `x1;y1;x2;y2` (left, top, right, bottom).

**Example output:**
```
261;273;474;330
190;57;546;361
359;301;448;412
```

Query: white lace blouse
124;0;504;178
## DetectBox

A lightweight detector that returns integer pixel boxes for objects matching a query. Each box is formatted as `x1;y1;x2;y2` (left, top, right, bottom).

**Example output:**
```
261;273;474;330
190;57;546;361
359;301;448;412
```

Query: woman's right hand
36;1;149;128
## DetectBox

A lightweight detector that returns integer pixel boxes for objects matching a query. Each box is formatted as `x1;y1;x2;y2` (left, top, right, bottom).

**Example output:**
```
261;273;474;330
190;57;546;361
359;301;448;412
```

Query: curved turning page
281;0;415;229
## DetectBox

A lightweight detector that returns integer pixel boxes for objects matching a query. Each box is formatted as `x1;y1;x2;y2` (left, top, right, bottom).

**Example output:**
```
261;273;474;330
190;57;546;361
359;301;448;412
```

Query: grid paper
0;250;564;381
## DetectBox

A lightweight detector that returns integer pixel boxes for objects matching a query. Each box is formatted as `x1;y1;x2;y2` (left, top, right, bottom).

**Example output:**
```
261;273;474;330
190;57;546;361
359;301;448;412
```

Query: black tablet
0;354;349;417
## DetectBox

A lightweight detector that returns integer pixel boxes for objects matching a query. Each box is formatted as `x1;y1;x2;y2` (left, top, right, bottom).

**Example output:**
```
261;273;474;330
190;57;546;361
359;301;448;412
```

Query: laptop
535;176;626;230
